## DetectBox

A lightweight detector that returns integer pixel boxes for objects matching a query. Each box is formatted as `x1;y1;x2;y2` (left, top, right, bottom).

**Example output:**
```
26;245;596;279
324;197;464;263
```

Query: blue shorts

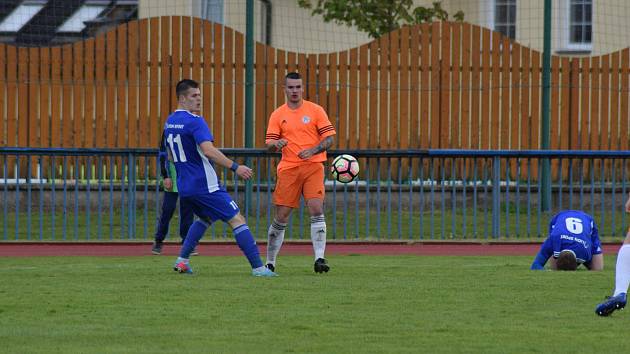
180;190;240;223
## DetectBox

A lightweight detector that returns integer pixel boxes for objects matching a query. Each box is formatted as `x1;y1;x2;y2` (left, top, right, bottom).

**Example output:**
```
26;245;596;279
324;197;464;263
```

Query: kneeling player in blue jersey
164;79;277;277
595;194;630;316
530;210;604;271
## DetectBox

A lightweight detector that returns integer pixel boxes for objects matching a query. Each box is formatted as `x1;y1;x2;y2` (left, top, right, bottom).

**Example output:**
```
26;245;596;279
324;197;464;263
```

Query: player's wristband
230;162;239;172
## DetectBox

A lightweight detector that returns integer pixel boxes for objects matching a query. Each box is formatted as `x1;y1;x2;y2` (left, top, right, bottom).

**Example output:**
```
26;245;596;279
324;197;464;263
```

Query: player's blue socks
179;220;209;258
233;224;263;268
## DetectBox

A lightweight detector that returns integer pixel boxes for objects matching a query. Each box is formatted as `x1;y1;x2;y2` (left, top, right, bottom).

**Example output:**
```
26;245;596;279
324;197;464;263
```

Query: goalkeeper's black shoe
314;258;330;273
265;263;275;272
595;293;626;316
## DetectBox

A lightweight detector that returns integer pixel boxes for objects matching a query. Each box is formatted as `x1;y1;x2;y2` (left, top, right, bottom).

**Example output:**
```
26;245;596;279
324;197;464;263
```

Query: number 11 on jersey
167;133;187;162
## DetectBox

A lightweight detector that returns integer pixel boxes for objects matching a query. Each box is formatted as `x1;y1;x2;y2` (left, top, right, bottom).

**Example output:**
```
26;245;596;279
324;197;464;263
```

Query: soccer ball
330;154;359;183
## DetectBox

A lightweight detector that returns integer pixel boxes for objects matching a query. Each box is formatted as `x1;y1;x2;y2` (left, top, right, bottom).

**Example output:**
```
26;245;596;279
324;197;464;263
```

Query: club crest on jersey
302;116;311;124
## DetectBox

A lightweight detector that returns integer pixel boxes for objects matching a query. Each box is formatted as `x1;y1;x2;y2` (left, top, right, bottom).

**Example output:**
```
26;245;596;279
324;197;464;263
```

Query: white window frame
493;0;517;39
558;0;593;53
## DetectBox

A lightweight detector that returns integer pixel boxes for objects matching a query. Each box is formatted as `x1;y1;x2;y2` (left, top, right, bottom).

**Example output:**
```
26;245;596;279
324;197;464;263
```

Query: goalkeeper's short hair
556;250;578;271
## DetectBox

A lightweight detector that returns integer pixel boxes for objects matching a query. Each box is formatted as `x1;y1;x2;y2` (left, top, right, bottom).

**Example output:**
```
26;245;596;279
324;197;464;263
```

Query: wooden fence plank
106;30;117;179
255;43;266;147
94;36;105;149
234;30;244;147
409;25;420;149
368;42;379;149
212;23;223;144
160;17;171;133
609;52;620;152
390;28;400;149
450;22;461;149
420;24;430;148
128;21;139;148
559;57;570;179
519;47;531;176
355;46;365;149
520;47;530;150
73;42;84;150
346;48;356;149
224;26;234;147
275;49;285;114
620;49;629;151
39;46;50;150
530;51;540;177
579;57;590;149
589;56;600;150
558;57;570;150
317;53;327;107
137;19;148;148
265;46;276;147
439;22;450;148
569;58;579;150
0;44;5;148
28;47;39;149
305;54;316;101
171;16;181;88
399;26;410;152
480;28;491;149
599;54;610;150
430;22;440;149
83;40;94;149
328;51;338;151
470;25;481;149
509;43;520;177
181;16;191;78
379;33;390;150
390;28;401;175
550;56;560;153
61;45;73;150
338;50;349;149
460;23;471;151
18;47;28;151
287;52;297;73
490;33;501;149
202;21;213;136
192;18;202;82
117;25;128;152
500;38;510;150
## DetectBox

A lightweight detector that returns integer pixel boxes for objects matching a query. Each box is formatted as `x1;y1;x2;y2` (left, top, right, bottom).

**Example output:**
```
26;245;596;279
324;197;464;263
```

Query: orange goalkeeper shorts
273;162;325;208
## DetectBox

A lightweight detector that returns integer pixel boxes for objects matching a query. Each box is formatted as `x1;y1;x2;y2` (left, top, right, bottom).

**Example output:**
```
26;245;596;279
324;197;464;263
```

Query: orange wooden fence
0;18;629;178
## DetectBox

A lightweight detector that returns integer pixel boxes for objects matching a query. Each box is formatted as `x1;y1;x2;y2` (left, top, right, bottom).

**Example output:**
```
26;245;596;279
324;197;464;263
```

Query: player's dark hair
285;72;301;81
176;79;199;98
556;250;578;271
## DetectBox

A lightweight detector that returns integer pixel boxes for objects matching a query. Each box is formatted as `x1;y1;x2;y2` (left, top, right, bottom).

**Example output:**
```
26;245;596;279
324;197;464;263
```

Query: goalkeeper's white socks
613;244;630;296
310;215;327;260
266;219;286;266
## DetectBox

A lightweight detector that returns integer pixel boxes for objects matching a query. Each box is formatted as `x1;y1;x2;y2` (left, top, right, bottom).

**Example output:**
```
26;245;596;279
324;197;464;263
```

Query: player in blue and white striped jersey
164;79;276;277
530;210;604;271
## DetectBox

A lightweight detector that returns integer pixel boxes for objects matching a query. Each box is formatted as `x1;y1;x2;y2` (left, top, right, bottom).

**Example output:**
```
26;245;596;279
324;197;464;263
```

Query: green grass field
1;255;629;353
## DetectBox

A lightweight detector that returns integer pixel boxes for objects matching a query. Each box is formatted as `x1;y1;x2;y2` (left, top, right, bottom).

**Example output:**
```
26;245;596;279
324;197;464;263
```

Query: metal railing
1;148;629;241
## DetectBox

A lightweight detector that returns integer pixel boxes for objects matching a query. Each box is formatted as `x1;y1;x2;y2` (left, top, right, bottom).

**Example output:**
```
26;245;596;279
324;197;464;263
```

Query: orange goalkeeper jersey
265;100;336;169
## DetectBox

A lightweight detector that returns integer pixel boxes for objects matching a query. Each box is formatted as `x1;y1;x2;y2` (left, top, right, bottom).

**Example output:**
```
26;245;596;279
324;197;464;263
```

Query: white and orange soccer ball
330;154;360;183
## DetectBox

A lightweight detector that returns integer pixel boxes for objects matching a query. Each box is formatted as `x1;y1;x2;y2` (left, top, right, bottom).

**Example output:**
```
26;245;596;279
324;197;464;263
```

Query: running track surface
0;242;622;257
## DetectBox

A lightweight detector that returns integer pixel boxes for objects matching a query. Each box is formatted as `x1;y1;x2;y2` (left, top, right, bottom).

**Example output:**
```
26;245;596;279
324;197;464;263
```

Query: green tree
297;0;464;39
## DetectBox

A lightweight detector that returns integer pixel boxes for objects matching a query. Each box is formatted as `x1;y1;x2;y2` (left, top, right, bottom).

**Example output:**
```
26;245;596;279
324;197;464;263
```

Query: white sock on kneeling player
266;219;286;265
310;215;327;260
613;244;630;296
